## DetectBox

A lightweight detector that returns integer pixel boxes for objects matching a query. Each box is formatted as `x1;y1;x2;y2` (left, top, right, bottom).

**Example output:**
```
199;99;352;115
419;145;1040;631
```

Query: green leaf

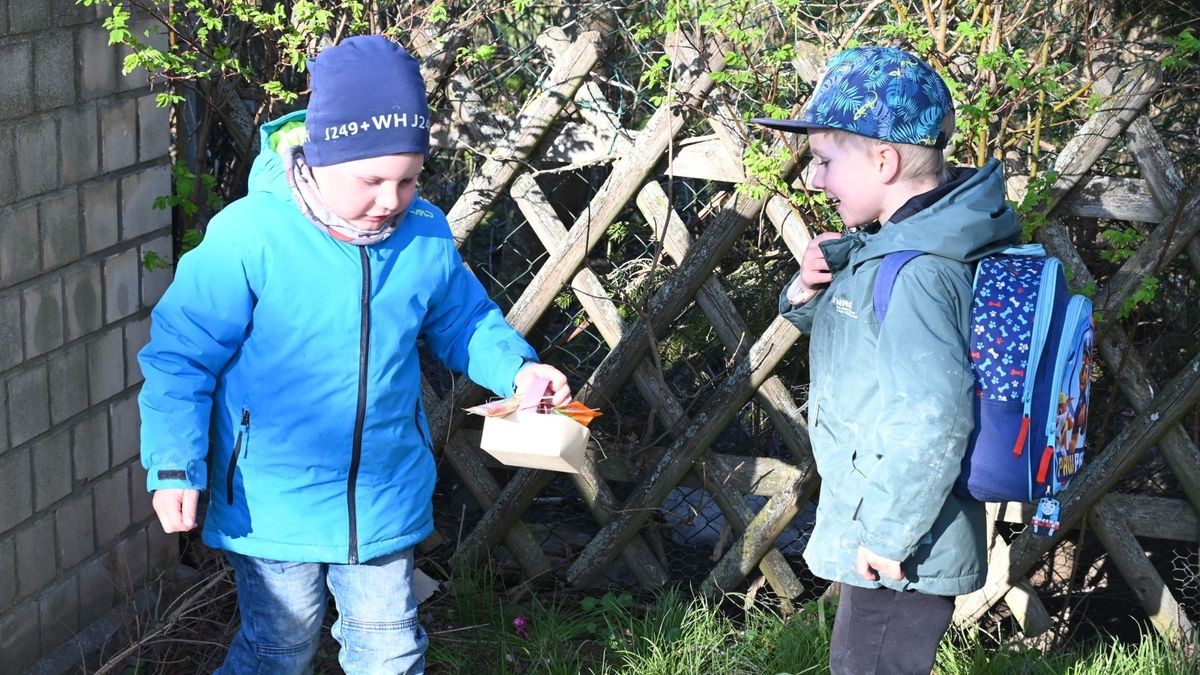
142;251;172;271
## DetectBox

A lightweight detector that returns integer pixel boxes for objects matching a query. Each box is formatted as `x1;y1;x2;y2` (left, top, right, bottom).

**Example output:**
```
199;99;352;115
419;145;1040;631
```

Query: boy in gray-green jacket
753;46;1020;674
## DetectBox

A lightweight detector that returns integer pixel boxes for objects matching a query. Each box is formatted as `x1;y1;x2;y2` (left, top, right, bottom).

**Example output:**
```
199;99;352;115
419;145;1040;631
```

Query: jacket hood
824;159;1020;272
247;110;309;201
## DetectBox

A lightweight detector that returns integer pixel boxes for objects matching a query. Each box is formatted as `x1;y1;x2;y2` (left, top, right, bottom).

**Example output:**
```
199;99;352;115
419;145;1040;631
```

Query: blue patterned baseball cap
752;46;952;148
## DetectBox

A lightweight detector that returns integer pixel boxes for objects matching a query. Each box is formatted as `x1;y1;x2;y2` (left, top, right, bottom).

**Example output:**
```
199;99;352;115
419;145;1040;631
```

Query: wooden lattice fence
415;27;1200;641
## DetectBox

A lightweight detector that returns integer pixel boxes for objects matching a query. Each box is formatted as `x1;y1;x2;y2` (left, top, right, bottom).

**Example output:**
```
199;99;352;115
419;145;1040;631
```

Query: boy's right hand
788;232;843;304
856;545;904;582
152;488;200;533
798;231;843;289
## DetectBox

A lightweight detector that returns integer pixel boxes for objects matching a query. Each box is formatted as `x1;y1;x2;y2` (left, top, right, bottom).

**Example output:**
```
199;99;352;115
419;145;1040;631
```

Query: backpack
874;244;1095;536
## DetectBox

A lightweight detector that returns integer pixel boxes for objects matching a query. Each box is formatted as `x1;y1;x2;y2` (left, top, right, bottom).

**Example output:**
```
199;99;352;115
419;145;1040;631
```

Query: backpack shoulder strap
874;250;925;323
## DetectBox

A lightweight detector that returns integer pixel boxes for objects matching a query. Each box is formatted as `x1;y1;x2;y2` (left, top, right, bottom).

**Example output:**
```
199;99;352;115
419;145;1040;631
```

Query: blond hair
824;111;955;184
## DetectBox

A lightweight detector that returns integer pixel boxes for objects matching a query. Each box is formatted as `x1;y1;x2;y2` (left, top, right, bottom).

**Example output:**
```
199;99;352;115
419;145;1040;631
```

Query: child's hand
514;363;572;406
856;545;904;582
152;488;200;533
790;231;844;303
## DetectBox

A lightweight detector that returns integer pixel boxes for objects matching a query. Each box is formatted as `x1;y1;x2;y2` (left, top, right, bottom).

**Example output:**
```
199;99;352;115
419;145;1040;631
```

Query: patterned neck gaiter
283;146;399;246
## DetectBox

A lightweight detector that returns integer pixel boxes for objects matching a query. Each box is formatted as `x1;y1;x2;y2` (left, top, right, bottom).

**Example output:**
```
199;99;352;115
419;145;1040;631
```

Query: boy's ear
874;143;902;183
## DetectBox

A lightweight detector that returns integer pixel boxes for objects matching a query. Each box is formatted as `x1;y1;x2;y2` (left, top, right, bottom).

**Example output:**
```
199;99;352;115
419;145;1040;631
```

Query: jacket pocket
226;409;250;506
848;449;880;521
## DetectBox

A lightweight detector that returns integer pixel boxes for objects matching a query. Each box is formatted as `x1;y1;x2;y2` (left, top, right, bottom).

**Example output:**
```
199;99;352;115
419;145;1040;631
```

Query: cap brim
750;118;837;134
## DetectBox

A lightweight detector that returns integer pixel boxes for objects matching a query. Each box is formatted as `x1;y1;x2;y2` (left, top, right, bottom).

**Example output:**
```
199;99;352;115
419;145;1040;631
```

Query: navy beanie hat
303;35;430;166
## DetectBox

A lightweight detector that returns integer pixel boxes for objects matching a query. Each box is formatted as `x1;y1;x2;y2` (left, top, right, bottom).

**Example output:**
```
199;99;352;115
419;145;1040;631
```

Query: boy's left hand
514;363;572;406
856;545;904;582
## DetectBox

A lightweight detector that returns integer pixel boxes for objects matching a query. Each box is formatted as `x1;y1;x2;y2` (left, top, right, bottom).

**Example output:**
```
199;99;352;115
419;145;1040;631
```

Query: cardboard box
480;409;589;473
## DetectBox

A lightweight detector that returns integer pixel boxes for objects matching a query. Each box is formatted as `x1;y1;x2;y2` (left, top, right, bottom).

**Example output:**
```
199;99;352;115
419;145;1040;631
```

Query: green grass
935;626;1200;675
421;568;1198;674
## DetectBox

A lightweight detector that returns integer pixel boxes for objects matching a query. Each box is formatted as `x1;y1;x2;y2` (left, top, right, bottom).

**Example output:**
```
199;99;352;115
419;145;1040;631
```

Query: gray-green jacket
781;159;1020;596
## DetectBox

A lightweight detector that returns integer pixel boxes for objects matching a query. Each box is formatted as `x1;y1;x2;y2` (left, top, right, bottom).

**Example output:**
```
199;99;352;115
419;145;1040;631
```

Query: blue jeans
217;548;427;674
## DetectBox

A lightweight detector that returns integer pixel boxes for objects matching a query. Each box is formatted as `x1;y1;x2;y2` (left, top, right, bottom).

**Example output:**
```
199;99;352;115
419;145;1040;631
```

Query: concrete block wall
0;4;178;672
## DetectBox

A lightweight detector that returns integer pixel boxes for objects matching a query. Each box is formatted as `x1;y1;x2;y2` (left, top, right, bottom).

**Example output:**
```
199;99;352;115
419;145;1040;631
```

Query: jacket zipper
347;248;371;564
226;409;250;506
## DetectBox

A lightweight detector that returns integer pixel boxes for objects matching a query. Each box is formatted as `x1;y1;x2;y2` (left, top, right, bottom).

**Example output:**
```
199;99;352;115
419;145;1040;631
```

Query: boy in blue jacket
753;46;1020;674
138;35;570;674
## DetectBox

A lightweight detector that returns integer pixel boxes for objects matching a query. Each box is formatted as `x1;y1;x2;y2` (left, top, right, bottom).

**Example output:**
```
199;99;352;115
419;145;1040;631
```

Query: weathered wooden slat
1059;176;1166;223
416;30;511;153
955;529;1052;636
451;453;559;568
1104;494;1200;542
1004;580;1054;637
422;381;553;578
695;96;814;465
433;121;753;183
512;172;804;598
634;184;812;463
1109;85;1200;275
411;26;467;98
593;451;801;497
501;33;728;338
412;29;608;582
490;141;790;533
693;474;811;600
443;30;602;241
701;474;807;597
1091;496;1195;640
1093;178;1200;329
954;525;1020;627
766;195;815;262
664;134;746;183
447;35;728;571
995;495;1200;542
441;434;555;576
956;351;1200;623
630;185;811;593
1094;65;1185;210
1044;62;1160;214
567;316;811;586
499;175;670;588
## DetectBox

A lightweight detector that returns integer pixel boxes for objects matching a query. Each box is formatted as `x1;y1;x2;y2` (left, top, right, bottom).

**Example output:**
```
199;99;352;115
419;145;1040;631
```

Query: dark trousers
829;584;955;675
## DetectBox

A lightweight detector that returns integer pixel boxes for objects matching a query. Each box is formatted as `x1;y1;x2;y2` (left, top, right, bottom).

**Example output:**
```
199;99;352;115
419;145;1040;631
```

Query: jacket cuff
145;458;208;492
785;276;819;306
494;350;537;398
857;524;919;563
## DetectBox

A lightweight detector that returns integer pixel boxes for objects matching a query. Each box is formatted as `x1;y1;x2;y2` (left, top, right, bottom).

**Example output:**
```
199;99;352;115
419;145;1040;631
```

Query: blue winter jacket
780;160;1020;596
138;110;537;564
